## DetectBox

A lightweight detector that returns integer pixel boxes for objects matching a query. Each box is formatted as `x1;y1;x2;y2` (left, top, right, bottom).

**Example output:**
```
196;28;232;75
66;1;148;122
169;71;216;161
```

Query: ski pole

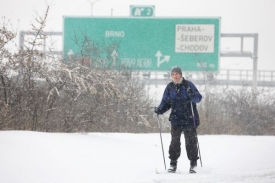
156;114;167;170
190;101;203;167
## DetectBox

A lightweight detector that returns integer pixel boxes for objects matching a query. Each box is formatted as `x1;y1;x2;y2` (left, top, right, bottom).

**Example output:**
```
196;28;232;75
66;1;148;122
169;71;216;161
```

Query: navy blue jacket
157;78;202;130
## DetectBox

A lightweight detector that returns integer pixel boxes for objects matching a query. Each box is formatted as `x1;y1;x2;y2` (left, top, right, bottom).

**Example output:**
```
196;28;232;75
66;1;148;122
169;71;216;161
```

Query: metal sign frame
220;33;258;91
18;32;259;90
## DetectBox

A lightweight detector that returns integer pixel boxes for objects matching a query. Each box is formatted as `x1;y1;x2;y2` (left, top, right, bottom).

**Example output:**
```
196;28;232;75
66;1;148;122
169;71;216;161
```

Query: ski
155;168;182;174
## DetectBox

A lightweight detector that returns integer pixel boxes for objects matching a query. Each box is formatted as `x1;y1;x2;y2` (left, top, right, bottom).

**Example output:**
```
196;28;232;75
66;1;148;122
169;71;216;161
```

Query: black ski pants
169;124;198;164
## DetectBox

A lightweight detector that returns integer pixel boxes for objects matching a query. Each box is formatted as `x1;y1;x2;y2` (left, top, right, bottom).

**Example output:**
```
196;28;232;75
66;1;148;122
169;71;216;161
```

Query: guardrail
136;70;275;87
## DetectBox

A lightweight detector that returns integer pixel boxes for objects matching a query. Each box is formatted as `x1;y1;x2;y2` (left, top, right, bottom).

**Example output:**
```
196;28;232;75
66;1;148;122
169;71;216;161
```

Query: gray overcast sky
1;0;275;70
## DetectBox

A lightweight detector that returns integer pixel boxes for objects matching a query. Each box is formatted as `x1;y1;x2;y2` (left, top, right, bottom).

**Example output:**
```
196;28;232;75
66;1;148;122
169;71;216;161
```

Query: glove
154;107;162;114
187;86;194;99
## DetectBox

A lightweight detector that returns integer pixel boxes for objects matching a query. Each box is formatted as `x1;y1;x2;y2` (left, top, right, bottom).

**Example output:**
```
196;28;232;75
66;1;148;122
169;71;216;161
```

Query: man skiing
154;66;202;173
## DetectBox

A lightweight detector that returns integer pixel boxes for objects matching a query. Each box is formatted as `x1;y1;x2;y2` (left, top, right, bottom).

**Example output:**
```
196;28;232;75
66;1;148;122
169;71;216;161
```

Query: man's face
171;72;181;82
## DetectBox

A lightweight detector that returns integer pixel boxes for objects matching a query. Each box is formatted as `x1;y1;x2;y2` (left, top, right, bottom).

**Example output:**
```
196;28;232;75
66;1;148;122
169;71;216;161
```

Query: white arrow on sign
67;49;75;59
111;50;118;65
155;51;170;67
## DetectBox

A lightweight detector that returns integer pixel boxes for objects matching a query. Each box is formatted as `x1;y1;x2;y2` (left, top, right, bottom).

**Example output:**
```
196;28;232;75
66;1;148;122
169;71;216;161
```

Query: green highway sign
63;17;220;72
130;5;155;17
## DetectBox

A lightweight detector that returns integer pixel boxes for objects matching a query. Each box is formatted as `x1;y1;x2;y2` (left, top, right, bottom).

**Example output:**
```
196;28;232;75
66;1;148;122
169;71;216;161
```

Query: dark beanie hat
170;66;182;75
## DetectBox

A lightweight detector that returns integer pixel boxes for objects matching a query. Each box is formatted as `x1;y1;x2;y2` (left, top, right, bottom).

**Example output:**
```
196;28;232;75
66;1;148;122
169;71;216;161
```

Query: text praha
175;24;215;53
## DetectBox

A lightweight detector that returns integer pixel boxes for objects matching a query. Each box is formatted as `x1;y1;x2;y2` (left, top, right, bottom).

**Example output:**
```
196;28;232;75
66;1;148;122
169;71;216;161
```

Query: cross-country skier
154;66;202;173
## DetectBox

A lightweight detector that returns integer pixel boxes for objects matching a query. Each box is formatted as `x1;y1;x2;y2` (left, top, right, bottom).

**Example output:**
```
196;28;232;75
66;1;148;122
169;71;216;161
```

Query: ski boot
168;160;177;173
189;160;197;173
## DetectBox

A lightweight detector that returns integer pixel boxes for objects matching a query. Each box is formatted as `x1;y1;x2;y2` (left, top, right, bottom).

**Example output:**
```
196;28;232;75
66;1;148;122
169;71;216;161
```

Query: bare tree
0;6;158;133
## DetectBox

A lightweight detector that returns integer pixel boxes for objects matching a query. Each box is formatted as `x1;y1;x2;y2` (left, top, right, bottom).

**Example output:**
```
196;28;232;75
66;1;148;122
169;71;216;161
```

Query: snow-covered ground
0;131;275;183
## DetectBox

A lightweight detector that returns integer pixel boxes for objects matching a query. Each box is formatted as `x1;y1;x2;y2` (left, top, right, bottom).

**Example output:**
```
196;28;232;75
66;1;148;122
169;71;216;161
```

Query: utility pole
86;0;101;16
